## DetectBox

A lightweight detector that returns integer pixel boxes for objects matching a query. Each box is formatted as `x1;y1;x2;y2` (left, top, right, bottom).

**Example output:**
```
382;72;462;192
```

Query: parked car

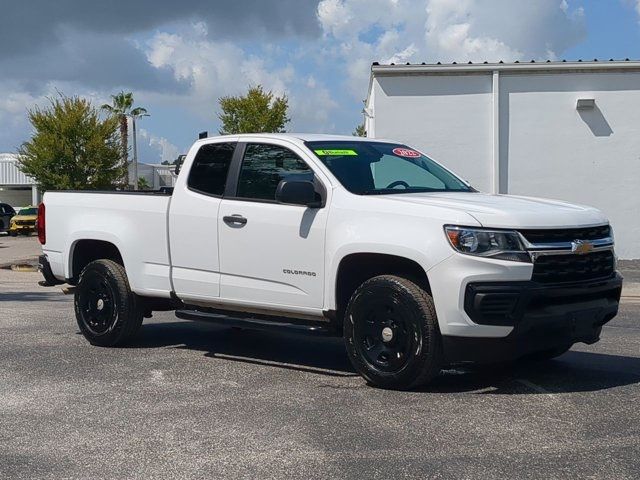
9;206;37;236
0;202;16;234
39;134;622;390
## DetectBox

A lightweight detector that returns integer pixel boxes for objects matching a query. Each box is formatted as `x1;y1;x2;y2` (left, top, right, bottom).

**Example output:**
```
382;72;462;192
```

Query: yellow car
9;206;37;236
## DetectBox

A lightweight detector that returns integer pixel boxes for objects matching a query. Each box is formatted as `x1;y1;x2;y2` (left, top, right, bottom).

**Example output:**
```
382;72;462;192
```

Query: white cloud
139;128;181;164
0;0;593;152
144;23;339;132
0;82;108;152
317;0;586;98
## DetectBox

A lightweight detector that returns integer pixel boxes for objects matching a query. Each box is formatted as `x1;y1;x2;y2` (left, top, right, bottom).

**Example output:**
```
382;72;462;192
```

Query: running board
175;309;335;335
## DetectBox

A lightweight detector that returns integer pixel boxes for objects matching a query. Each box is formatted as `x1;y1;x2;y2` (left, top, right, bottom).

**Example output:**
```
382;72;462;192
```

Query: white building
0;154;176;208
133;163;177;190
0;154;38;207
366;60;640;259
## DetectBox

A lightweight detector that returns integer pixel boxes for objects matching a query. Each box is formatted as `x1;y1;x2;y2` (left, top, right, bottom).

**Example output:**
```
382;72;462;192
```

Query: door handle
223;215;248;226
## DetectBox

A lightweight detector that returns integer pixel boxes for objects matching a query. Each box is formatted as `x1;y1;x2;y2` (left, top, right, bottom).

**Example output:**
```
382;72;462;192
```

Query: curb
0;256;39;271
622;282;640;297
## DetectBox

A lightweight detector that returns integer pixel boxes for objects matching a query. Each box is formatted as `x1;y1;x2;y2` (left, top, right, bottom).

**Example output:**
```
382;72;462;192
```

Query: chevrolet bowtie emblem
571;239;594;255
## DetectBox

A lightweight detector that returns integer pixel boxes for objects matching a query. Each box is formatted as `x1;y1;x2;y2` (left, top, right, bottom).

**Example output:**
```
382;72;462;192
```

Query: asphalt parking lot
1;235;640;479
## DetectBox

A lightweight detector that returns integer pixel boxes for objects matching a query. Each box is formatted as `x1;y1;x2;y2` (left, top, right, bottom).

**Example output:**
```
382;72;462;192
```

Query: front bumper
442;273;622;363
9;223;35;233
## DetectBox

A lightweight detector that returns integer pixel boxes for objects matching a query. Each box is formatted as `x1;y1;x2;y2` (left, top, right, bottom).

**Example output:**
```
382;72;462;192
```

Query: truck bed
43;191;173;297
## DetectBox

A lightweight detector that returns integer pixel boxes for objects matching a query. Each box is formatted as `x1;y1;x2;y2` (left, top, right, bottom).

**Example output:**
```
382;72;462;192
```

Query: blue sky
1;0;639;163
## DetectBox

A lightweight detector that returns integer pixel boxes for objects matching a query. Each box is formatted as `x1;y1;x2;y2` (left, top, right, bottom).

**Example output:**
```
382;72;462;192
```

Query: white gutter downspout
491;70;500;195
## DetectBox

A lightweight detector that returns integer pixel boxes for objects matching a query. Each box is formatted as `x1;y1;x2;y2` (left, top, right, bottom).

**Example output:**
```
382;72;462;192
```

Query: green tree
137;177;151;190
353;123;366;137
218;85;290;135
18;95;125;191
101;91;148;183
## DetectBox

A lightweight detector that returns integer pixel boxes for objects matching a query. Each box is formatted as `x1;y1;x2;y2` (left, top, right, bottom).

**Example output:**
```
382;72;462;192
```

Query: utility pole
128;111;149;190
132;116;138;190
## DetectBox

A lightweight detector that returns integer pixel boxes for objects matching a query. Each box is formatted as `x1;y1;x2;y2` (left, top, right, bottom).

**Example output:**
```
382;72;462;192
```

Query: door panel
217;142;328;309
218;200;327;308
168;142;235;301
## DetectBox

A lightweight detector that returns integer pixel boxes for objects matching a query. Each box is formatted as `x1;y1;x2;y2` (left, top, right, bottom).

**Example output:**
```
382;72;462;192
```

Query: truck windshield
18;208;37;216
306;141;472;195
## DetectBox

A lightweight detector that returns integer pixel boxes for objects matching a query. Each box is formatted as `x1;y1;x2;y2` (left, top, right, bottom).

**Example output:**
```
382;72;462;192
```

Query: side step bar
175;309;335;335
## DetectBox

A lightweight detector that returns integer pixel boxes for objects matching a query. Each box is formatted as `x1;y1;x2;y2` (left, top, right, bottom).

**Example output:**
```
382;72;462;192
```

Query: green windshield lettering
314;149;358;156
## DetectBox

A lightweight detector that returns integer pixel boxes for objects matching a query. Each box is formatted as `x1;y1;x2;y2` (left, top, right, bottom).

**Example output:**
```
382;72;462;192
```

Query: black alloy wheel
353;296;418;373
77;270;118;336
344;275;442;390
74;259;143;346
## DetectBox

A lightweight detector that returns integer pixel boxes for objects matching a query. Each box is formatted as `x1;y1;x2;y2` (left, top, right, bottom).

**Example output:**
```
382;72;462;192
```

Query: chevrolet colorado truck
38;134;622;390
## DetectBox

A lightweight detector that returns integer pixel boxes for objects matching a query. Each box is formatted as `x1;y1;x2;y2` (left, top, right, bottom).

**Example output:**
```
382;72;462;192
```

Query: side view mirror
275;180;320;207
174;154;186;176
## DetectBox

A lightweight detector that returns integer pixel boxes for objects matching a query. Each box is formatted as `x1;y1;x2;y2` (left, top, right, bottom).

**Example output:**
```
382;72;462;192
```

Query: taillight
37;203;46;245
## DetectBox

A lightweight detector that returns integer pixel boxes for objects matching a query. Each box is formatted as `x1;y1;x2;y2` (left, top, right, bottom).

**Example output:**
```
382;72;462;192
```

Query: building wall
371;69;640;258
502;72;640;259
0;154;38;207
133;163;177;189
373;74;494;191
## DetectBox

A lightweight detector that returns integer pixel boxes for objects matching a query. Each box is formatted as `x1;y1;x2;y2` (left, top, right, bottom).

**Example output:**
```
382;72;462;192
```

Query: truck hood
380;192;608;229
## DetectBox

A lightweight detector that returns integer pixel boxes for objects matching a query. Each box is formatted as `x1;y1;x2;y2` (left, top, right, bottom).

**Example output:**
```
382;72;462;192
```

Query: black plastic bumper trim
447;273;623;363
464;274;622;326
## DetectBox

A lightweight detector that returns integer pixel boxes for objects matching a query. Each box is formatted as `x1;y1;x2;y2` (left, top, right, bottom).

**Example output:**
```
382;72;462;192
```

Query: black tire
344;275;442;390
10;231;17;237
74;259;143;347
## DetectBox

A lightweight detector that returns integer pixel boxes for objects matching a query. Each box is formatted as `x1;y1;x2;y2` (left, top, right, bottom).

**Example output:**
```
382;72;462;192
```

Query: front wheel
344;275;442;390
74;259;143;347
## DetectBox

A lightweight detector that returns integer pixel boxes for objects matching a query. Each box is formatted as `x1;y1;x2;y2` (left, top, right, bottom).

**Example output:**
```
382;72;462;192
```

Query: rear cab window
187;142;235;196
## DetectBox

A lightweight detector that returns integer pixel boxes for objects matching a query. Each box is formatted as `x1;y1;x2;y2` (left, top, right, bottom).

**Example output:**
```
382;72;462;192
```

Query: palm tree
137;177;151;190
101;92;148;186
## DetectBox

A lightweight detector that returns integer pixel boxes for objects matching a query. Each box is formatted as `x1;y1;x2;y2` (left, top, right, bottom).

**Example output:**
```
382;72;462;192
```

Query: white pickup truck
38;134;622;389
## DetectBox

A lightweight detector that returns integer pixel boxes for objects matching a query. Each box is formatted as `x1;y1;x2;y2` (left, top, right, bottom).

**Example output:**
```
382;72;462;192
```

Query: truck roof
196;133;390;143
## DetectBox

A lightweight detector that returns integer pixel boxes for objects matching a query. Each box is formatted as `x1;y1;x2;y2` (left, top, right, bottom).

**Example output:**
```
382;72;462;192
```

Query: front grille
520;225;611;244
16;220;33;226
532;250;615;283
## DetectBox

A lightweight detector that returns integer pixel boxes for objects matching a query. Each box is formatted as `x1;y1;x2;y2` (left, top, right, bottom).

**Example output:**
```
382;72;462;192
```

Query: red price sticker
392;148;421;158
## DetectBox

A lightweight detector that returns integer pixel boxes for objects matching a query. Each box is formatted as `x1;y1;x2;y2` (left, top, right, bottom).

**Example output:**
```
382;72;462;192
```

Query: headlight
444;226;530;262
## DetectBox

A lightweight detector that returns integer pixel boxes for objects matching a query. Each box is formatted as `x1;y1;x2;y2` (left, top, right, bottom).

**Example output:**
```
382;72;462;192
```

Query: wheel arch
332;251;431;319
68;238;124;284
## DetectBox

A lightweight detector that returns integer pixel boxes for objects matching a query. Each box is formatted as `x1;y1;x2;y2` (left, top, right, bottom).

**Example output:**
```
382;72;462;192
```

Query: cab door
168;141;237;302
217;142;329;312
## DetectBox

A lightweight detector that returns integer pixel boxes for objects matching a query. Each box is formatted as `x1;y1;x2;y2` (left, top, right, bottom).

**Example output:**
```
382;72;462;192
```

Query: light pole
128;112;149;190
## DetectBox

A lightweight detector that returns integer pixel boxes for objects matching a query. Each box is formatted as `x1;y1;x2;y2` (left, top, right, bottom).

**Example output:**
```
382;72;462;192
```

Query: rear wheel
74;259;143;346
344;275;442;390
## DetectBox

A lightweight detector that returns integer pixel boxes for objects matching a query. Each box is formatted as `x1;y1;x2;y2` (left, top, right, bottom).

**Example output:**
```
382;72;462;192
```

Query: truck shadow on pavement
132;320;640;393
134;321;358;377
425;351;640;395
0;291;69;302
